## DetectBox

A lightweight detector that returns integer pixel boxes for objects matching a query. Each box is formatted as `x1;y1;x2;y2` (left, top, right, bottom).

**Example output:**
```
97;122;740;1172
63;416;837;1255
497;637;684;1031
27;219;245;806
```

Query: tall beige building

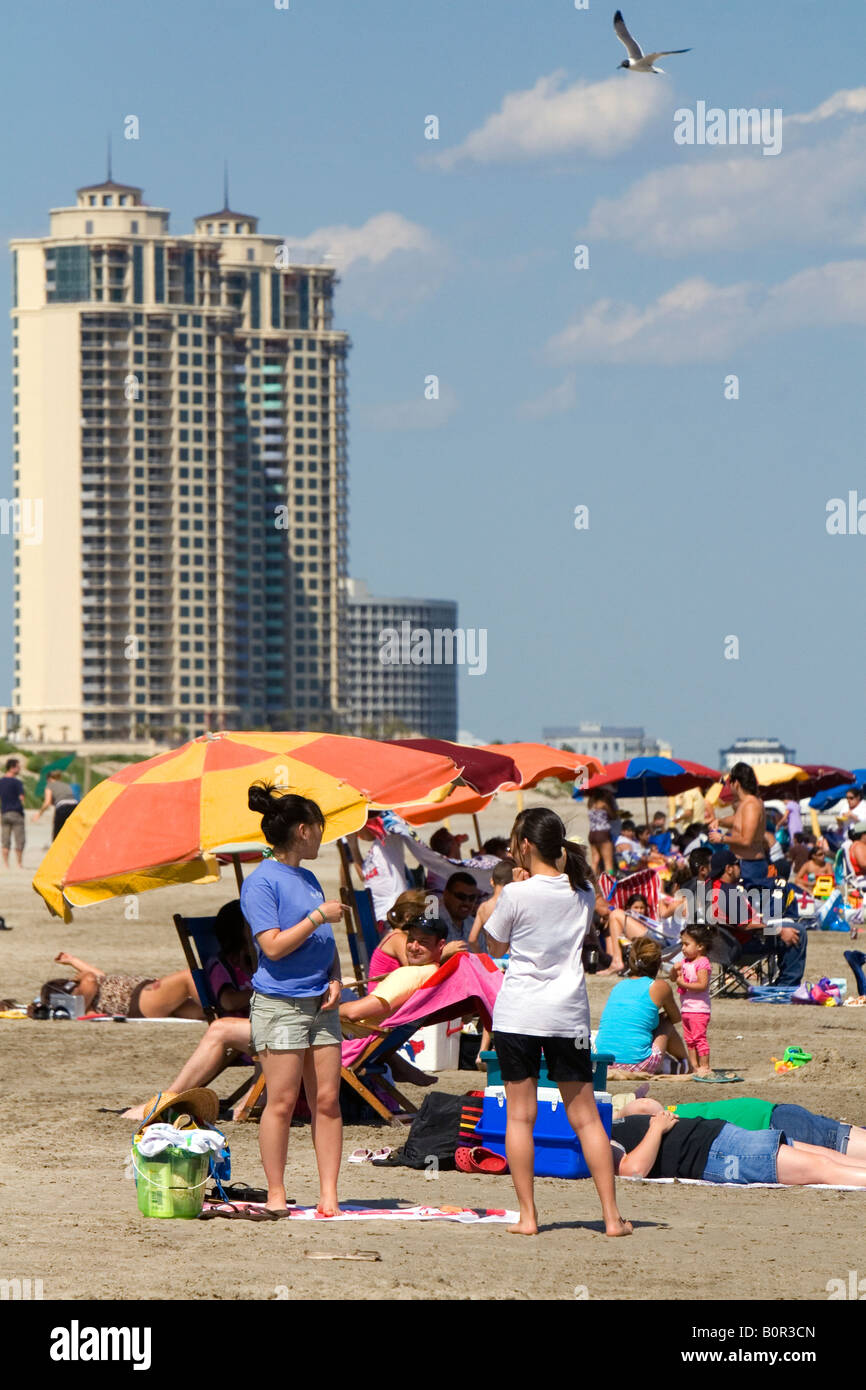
10;176;349;743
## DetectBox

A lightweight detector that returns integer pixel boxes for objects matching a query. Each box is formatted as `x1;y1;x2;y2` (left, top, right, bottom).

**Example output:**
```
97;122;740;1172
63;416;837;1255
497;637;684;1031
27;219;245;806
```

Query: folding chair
337;838;384;988
707;882;798;997
340;1018;421;1125
172;913;265;1121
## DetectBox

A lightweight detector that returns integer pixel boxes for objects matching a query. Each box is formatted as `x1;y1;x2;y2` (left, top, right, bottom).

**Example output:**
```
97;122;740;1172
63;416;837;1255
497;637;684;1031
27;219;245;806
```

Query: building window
85;220;94;235
154;244;164;302
132;245;144;303
246;248;255;261
219;223;229;235
131;219;139;234
47;245;91;302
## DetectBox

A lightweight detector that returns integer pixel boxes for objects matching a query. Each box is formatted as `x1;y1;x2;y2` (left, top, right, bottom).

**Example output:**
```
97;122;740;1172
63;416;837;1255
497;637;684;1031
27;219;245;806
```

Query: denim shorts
249;991;342;1053
770;1103;850;1153
702;1122;785;1184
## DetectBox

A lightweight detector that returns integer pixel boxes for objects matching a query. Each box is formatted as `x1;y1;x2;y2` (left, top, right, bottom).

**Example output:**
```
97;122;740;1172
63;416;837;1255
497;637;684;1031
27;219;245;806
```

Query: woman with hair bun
241;782;349;1215
484;806;632;1238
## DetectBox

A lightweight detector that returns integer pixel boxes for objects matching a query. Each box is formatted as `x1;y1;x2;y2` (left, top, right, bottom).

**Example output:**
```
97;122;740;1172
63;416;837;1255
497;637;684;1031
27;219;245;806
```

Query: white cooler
410;1019;463;1072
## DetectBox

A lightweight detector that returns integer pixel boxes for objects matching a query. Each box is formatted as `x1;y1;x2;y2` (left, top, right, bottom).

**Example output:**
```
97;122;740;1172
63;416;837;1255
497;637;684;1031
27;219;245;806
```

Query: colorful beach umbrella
388;739;520;795
399;784;494;827
33;731;461;921
476;742;602;790
811;768;866;811
585;757;720;825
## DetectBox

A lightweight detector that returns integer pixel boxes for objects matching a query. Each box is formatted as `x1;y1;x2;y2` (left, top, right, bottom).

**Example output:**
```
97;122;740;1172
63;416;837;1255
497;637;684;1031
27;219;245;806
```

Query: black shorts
493;1031;593;1084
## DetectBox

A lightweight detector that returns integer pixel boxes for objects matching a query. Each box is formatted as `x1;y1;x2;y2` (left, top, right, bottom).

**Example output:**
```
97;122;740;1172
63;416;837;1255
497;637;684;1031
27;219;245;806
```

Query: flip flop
369;1147;394;1164
691;1071;744;1084
347;1149;373;1165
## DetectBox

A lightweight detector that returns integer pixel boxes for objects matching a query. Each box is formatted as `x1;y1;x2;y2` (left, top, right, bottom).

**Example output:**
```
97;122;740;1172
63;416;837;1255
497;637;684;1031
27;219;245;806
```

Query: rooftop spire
223;159;229;212
107;131;113;182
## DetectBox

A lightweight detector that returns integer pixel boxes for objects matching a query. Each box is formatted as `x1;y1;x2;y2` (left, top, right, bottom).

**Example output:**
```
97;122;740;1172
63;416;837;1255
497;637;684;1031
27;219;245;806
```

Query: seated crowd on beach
35;760;866;1230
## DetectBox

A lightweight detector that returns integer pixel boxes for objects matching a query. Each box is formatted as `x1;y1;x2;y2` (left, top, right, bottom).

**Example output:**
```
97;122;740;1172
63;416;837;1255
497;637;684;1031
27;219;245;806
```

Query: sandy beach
3;793;864;1302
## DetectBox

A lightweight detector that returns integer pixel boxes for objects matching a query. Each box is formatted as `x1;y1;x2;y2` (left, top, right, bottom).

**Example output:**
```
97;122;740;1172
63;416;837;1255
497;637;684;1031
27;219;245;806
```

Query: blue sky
2;0;864;765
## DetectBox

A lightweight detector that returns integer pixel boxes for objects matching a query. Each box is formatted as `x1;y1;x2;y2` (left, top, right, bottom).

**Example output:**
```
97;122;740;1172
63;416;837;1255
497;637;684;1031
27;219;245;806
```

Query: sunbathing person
206;899;255;1016
611;1109;866;1186
340;917;465;1028
594;938;691;1076
598;881;687;976
618;1095;866;1162
366;889;430;982
45;952;205;1020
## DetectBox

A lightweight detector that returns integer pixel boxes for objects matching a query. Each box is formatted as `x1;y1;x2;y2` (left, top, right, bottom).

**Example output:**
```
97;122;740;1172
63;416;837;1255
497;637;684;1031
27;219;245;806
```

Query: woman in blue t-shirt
241;783;349;1215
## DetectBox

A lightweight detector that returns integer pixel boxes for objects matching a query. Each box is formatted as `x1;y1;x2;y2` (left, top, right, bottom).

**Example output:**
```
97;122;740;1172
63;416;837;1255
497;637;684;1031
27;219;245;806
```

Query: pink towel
342;952;502;1067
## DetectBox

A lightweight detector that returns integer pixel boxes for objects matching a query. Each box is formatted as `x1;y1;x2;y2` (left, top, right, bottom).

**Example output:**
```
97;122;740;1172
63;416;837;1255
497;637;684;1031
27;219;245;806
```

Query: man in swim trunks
705;762;767;888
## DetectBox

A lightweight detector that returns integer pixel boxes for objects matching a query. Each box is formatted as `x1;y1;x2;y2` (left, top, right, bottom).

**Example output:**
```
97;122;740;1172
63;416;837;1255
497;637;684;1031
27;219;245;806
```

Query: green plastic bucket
133;1146;209;1219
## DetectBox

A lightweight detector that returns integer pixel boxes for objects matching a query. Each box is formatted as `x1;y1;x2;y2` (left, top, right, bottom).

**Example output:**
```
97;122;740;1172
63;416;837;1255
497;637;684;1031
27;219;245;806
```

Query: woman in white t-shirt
484;807;632;1239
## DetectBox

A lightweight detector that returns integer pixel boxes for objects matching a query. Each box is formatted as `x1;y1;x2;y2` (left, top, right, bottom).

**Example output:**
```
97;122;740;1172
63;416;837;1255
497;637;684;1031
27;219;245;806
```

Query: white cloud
288;211;445;320
518;375;577;418
434;71;663;169
788;87;866;125
359;385;457;432
585;125;866;253
546;261;866;365
291;211;438;271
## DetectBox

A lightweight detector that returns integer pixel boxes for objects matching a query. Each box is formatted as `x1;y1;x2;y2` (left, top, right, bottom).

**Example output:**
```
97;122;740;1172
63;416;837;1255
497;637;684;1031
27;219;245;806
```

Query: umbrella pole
643;788;649;827
472;813;482;855
231;853;244;892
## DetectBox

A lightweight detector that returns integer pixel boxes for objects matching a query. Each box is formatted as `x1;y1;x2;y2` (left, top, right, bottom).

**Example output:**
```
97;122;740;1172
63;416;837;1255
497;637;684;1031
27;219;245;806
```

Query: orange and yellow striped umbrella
33;731;459;921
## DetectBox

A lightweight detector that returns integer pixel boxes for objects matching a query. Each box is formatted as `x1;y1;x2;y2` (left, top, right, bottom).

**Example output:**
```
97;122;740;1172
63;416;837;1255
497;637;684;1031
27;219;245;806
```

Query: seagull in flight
613;9;690;74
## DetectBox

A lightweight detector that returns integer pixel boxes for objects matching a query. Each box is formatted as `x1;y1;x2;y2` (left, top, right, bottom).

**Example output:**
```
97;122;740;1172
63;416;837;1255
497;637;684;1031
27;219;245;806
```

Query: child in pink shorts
671;926;712;1076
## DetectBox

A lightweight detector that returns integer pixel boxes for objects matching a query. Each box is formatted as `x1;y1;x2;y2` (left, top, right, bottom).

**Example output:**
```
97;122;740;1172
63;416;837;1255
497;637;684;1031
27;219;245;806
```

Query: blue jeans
845;950;866;998
702;1123;784;1184
774;922;808;987
770;1103;850;1153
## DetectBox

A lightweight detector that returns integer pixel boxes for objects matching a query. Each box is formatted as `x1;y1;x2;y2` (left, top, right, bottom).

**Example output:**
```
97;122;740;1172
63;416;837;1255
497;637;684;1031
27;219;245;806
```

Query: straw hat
139;1088;219;1127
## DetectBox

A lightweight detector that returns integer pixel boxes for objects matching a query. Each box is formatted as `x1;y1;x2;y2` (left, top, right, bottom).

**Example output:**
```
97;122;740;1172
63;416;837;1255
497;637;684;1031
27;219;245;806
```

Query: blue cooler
478;1085;614;1179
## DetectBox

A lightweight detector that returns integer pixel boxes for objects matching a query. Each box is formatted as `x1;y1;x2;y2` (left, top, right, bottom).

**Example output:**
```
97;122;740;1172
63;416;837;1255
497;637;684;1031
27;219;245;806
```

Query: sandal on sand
691;1071;744;1084
370;1147;394;1164
347;1148;373;1165
455;1146;509;1174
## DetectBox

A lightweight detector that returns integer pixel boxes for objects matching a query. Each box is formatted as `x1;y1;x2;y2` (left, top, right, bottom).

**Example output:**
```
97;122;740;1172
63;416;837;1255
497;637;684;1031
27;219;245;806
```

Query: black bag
387;1092;465;1170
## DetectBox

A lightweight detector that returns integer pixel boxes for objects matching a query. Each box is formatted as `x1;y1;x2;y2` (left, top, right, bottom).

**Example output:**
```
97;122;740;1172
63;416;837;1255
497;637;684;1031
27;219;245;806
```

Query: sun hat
851;822;866;839
139;1087;219;1128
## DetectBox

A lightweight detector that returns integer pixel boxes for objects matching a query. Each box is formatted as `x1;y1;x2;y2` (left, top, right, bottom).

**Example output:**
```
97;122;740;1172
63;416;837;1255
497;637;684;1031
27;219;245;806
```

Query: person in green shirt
618;1096;866;1161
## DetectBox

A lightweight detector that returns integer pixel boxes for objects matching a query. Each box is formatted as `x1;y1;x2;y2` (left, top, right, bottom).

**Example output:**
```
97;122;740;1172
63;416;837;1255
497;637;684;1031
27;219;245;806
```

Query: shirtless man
705;762;767;889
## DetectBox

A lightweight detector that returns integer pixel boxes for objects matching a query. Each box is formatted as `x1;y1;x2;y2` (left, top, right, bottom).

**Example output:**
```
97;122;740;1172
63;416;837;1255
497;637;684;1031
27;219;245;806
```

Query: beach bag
389;1092;465;1170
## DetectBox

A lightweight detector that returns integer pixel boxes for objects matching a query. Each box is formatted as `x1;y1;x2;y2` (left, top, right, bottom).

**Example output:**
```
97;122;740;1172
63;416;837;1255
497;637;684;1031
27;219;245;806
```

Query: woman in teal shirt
595;938;690;1075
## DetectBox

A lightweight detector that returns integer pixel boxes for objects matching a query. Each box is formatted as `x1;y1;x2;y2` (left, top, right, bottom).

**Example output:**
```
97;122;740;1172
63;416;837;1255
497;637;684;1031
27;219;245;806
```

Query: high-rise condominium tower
9;176;349;743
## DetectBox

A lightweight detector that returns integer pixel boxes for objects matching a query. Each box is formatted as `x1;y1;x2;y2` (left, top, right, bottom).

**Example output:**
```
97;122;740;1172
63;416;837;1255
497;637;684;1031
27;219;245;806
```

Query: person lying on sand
618;1095;866;1162
611;1110;866;1186
41;953;205;1020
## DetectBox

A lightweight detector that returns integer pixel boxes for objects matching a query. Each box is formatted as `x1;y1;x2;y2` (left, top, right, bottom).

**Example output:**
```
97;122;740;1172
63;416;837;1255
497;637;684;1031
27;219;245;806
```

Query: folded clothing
135;1123;226;1158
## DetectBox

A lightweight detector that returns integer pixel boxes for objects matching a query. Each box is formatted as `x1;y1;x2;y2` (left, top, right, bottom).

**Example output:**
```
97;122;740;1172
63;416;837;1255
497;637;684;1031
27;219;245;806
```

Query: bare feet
122;1104;146;1122
507;1207;538;1235
316;1201;340;1217
694;1066;711;1077
606;1217;633;1237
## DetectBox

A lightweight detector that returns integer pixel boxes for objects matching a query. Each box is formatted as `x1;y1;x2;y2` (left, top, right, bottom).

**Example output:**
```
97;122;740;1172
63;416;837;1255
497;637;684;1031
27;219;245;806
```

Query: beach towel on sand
200;1201;517;1223
341;953;502;1067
